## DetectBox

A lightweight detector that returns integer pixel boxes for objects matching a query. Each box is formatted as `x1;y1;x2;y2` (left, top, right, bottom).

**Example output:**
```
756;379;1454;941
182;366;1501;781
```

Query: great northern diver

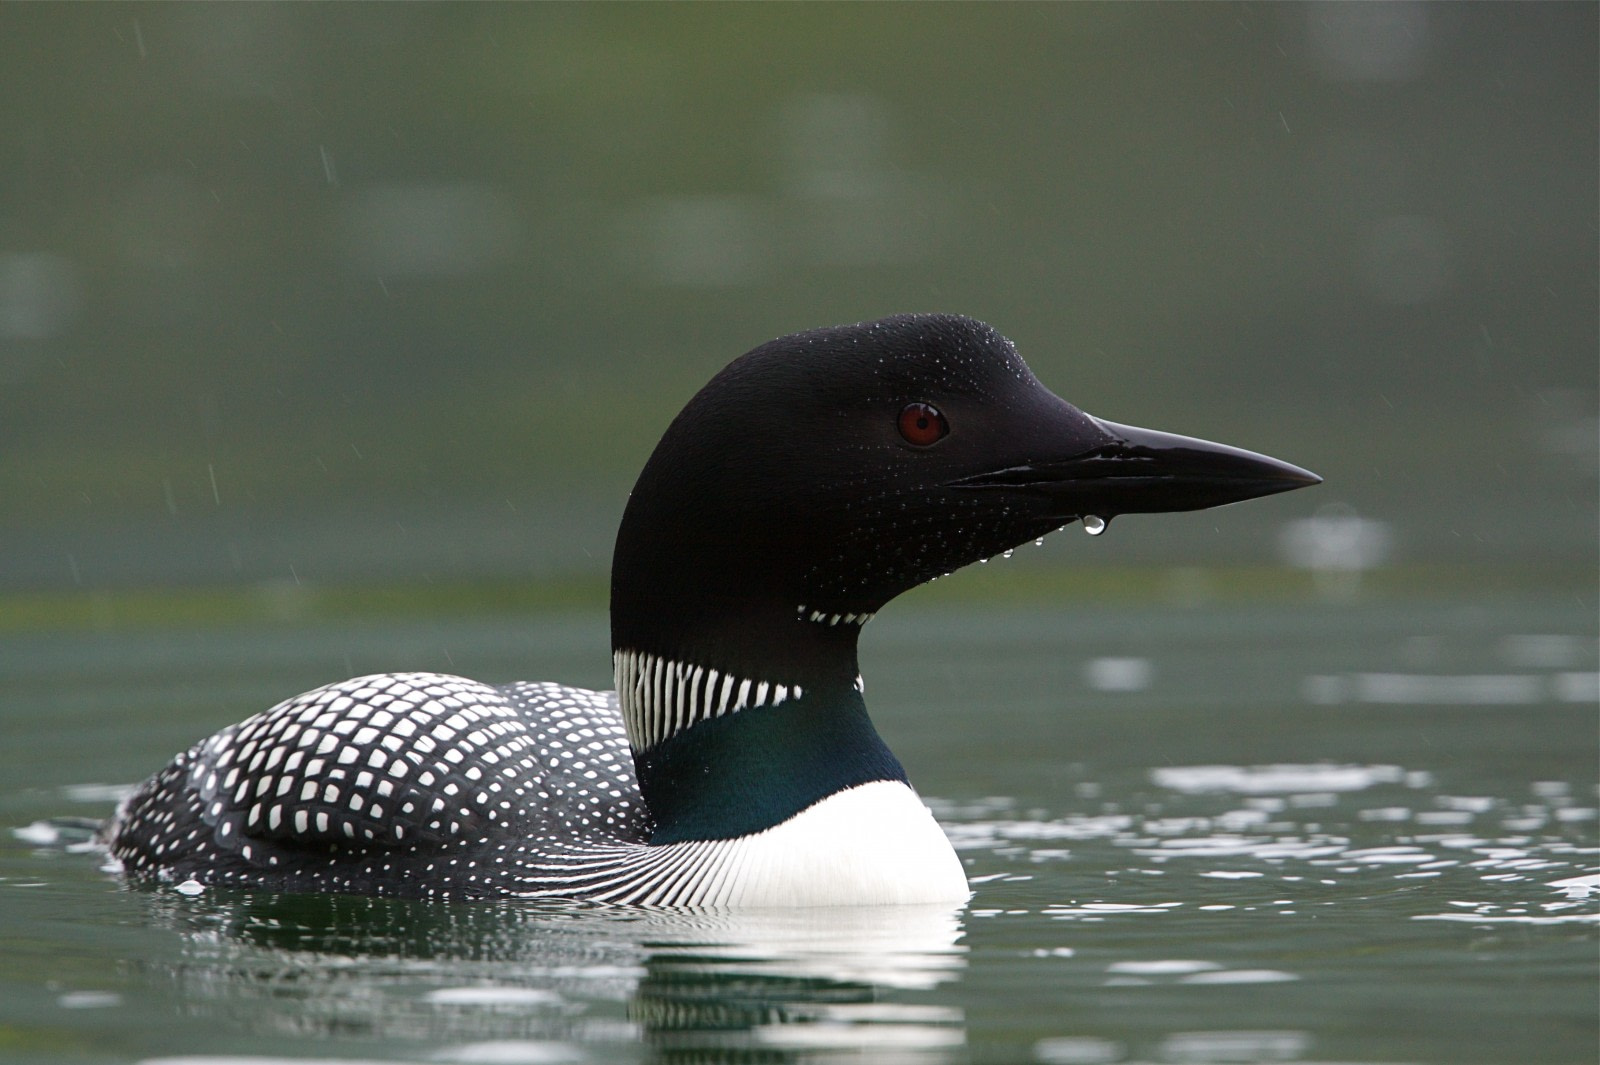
103;314;1319;905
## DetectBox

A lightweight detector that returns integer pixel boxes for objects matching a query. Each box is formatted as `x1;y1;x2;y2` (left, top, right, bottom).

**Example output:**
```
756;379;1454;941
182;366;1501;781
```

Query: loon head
610;313;1319;842
613;313;1317;672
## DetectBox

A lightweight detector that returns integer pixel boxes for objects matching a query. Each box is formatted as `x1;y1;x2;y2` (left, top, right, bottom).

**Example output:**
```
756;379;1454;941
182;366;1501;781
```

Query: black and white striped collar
613;649;805;753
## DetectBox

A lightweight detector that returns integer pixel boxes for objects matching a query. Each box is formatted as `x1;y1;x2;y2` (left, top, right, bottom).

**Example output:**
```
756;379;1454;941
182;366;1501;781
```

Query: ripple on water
936;762;1600;927
1037;1028;1313;1065
1099;961;1300;987
1149;762;1423;794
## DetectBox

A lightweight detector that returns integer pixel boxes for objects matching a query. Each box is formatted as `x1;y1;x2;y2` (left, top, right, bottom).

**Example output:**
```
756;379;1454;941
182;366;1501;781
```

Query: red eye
897;402;948;446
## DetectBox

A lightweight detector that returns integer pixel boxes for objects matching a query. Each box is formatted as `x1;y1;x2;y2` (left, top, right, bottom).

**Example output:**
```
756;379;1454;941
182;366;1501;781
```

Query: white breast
679;780;970;908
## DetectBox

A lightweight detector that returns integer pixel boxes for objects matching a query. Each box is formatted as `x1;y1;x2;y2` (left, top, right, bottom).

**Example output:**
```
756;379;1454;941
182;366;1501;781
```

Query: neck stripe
614;649;803;751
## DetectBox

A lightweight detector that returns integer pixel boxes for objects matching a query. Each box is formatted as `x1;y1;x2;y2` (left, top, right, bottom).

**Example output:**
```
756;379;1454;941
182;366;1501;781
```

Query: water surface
3;595;1595;1064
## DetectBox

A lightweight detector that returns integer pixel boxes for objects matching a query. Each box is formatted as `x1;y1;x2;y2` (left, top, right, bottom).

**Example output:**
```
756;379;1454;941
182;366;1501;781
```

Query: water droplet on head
1035;537;1045;546
978;557;989;564
1083;515;1108;537
1002;548;1014;559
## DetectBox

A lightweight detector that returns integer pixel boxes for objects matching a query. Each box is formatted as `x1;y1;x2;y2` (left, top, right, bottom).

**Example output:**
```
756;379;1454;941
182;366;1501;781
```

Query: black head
611;314;1318;681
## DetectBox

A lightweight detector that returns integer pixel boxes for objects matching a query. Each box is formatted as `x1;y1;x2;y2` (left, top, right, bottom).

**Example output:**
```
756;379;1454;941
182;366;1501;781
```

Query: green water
2;5;1594;1060
3;593;1595;1064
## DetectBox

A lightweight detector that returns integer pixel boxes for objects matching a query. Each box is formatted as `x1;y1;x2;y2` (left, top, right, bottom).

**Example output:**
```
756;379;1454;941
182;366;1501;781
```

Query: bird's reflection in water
138;889;968;1062
630;906;966;1061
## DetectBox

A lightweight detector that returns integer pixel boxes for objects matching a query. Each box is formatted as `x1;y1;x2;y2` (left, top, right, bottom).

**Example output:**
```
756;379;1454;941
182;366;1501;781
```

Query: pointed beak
947;417;1321;518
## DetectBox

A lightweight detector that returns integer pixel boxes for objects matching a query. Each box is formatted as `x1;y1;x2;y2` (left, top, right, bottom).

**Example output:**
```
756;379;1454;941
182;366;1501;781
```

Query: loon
102;314;1319;906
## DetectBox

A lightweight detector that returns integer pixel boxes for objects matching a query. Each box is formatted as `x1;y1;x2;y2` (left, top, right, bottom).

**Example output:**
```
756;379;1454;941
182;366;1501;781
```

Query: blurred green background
1;3;1594;613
